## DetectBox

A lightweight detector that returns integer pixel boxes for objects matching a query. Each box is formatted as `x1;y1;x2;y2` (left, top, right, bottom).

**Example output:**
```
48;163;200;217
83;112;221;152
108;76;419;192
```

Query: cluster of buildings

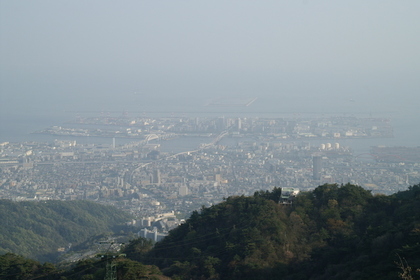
0;115;418;241
36;115;394;140
133;211;183;242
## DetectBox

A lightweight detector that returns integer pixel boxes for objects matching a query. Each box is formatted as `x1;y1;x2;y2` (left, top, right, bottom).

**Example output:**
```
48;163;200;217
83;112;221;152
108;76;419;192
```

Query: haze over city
1;3;420;278
1;0;419;192
1;1;419;118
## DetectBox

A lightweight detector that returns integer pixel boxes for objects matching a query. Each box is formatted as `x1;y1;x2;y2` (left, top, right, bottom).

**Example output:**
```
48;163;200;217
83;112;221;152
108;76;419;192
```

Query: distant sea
1;95;419;155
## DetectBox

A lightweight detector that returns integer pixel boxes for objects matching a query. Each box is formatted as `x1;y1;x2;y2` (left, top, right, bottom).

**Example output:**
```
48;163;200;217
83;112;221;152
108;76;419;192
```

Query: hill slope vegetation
145;184;420;280
1;183;419;279
0;200;132;262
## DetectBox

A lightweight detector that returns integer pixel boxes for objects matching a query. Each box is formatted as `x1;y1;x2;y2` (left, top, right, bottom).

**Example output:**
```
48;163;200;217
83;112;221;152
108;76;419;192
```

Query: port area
32;115;393;140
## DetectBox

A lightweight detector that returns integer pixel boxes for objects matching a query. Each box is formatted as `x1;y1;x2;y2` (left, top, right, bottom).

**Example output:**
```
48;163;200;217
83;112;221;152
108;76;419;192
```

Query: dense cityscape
1;115;419;240
2;1;419;278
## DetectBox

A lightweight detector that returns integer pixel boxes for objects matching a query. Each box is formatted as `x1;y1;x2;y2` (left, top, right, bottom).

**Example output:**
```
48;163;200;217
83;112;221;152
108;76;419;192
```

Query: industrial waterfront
1;106;419;250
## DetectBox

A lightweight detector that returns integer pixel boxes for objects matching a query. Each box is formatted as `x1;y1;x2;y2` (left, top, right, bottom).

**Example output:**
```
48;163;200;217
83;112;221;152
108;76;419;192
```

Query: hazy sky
1;1;419;114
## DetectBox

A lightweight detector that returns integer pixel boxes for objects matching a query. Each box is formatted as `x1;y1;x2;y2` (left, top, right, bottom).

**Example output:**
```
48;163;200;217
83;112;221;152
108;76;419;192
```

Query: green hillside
145;184;420;280
1;184;420;279
0;252;167;280
0;200;132;262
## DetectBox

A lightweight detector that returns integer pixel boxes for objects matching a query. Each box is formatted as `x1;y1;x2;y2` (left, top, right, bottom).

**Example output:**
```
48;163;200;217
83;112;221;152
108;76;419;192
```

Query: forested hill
0;200;132;262
146;184;420;280
1;184;419;279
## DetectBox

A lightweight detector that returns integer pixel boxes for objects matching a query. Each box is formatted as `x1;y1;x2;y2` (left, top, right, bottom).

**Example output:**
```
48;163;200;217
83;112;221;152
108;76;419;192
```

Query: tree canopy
0;200;132;262
144;183;420;280
2;183;420;279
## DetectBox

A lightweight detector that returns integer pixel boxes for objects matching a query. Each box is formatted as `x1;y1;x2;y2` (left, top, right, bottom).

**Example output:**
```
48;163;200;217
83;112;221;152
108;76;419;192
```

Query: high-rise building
151;169;161;184
313;156;322;180
179;185;189;196
216;117;226;131
237;118;242;130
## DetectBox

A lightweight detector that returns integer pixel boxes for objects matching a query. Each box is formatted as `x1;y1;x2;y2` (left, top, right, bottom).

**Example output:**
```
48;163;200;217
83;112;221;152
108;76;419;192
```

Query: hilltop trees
0;200;132;262
1;183;420;279
147;193;291;279
143;183;420;280
0;253;58;280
